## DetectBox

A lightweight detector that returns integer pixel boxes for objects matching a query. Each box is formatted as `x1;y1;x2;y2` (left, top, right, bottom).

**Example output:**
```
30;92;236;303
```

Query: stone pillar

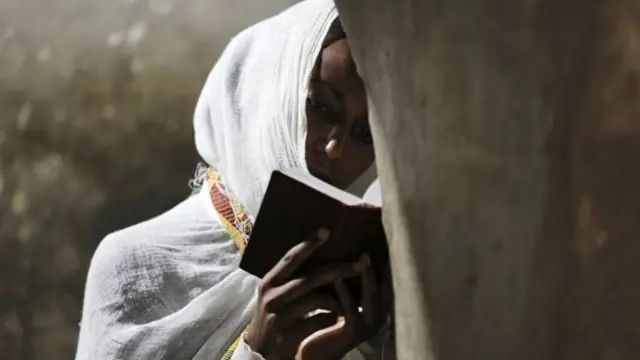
335;0;640;359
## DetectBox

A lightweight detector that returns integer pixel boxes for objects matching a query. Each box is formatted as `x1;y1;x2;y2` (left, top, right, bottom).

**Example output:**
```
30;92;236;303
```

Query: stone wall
0;1;295;359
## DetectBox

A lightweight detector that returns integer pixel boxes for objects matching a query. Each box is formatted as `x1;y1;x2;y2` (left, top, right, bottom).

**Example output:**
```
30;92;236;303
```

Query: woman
75;1;392;359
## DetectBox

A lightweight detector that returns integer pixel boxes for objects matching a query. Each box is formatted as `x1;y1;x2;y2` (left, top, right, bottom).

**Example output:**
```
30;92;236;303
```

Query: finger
335;279;358;320
273;293;342;330
359;253;379;325
297;317;349;360
279;312;340;354
263;228;331;287
266;262;361;310
295;315;346;360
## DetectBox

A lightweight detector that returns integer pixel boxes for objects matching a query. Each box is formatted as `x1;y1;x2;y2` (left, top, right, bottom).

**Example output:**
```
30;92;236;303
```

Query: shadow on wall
0;1;297;359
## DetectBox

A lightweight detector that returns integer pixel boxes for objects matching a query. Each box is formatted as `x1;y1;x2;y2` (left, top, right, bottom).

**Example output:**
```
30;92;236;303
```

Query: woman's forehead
319;39;358;83
317;39;368;118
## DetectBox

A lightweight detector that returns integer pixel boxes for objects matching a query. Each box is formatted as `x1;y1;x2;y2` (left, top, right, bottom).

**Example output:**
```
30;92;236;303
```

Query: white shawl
76;1;379;360
194;0;339;220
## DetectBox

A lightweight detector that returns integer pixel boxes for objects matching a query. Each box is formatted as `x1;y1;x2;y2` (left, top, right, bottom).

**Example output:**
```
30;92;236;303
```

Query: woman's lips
308;166;334;185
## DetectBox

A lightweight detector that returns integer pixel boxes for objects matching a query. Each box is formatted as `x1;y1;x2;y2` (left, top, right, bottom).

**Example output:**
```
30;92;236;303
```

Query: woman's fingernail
317;228;330;242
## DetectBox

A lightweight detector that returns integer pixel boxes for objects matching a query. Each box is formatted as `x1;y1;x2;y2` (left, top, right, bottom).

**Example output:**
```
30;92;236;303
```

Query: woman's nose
322;129;347;159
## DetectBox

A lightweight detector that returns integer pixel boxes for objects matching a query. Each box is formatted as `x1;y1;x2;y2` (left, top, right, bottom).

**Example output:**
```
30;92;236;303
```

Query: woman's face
305;38;374;190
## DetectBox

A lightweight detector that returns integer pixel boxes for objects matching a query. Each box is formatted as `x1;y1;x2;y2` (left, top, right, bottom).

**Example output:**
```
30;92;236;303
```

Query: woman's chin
308;167;335;186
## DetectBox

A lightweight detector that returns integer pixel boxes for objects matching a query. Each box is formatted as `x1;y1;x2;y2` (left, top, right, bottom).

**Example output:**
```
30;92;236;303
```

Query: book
239;169;389;300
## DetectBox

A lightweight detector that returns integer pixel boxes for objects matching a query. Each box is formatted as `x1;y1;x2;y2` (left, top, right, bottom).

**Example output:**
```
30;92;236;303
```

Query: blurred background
0;1;296;359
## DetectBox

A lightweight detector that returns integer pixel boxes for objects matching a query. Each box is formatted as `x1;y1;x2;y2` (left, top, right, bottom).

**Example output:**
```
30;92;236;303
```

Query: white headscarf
363;178;382;207
194;0;350;219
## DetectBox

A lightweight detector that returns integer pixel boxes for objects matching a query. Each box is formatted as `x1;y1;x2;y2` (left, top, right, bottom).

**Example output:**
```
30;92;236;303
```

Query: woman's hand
245;228;364;360
295;253;392;360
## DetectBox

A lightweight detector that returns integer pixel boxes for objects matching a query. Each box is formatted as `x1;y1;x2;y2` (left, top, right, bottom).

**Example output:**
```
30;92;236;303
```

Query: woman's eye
350;123;374;146
307;97;341;126
306;97;332;114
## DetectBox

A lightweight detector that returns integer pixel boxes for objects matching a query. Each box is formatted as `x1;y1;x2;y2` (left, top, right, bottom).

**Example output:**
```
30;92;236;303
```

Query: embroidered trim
205;168;252;359
221;332;247;360
206;168;253;251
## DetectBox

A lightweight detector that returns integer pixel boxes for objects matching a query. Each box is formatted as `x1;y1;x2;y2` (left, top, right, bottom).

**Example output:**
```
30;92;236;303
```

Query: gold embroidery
206;168;251;359
206;168;251;251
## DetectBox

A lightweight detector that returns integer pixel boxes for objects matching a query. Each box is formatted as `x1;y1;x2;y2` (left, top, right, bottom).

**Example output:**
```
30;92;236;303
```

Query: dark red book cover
240;169;389;299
